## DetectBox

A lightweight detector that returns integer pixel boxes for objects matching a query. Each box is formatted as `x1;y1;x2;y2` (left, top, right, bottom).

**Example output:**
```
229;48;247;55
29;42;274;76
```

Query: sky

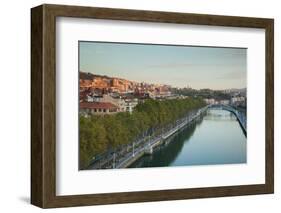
79;41;247;90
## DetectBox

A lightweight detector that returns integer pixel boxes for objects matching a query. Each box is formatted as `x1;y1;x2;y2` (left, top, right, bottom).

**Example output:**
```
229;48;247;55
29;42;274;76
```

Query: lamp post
132;142;135;157
113;153;116;169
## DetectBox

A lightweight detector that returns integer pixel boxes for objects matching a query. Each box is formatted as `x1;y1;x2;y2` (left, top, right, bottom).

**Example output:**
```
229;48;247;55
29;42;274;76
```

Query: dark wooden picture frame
31;4;274;208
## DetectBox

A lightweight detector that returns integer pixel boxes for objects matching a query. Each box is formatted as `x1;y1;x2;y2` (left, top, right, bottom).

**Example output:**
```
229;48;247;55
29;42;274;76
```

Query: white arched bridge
207;104;247;136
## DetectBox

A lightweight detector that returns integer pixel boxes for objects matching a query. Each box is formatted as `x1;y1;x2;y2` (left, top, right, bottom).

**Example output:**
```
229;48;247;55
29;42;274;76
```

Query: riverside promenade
89;106;209;169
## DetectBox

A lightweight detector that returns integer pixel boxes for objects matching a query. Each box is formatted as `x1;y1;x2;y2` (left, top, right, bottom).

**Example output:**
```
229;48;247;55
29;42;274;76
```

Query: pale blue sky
79;41;246;90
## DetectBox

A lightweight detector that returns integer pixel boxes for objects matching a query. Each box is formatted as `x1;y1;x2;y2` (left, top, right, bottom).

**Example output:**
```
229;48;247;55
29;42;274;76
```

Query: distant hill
79;71;123;81
79;71;140;86
79;71;94;80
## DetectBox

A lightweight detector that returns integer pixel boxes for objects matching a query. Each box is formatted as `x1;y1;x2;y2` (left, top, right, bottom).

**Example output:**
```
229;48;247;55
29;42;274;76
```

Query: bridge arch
207;104;247;137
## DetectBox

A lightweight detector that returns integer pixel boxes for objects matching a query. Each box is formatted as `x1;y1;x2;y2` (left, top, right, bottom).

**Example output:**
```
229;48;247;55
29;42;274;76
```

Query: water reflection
129;109;246;168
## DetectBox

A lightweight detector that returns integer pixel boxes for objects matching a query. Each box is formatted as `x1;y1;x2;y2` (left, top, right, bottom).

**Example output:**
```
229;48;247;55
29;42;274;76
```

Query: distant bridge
208;104;247;136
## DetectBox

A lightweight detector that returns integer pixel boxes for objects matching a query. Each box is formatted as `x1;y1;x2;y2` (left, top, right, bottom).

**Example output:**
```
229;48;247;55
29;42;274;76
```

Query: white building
204;98;215;105
220;100;230;105
99;94;127;112
231;96;245;105
125;98;138;113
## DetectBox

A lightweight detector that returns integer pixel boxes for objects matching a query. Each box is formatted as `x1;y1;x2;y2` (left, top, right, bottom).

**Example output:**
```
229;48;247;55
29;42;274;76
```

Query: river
129;108;247;168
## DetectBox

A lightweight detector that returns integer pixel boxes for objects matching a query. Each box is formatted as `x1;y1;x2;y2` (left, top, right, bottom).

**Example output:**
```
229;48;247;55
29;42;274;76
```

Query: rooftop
80;102;118;109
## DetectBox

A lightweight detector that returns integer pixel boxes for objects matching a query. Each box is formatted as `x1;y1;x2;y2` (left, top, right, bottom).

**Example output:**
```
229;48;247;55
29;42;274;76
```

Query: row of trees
172;87;232;100
79;97;206;169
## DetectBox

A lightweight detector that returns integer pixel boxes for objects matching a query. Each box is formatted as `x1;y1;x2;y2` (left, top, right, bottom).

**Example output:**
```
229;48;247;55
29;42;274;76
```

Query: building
79;90;92;102
220;99;230;105
99;94;126;112
231;96;246;106
204;98;216;105
79;79;92;89
124;98;138;113
80;102;119;115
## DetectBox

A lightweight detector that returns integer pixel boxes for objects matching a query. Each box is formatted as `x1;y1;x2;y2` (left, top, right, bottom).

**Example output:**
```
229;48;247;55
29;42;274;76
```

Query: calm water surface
129;109;246;168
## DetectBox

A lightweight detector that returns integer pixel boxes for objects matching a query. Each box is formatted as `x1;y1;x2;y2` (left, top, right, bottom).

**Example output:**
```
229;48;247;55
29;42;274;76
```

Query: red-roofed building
80;102;119;115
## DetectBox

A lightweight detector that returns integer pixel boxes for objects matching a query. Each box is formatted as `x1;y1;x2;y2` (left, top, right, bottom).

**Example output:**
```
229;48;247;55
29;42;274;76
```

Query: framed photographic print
31;4;274;208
